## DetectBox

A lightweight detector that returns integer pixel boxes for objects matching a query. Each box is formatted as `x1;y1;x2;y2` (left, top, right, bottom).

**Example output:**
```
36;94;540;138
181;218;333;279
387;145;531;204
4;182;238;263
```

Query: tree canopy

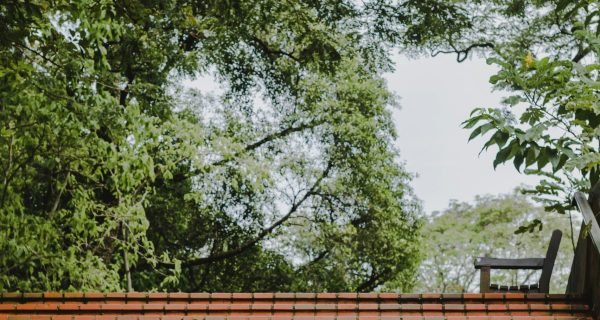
0;0;475;292
460;0;599;215
2;0;590;293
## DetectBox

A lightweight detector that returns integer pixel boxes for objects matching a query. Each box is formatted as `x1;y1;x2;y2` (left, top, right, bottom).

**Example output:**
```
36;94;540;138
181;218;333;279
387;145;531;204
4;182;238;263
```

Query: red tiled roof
0;292;593;320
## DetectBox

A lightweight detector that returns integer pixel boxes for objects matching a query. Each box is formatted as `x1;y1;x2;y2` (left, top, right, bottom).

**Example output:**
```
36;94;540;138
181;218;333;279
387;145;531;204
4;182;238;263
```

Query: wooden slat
573;192;600;253
568;191;600;319
480;266;490;293
539;230;562;293
566;221;588;295
474;257;544;269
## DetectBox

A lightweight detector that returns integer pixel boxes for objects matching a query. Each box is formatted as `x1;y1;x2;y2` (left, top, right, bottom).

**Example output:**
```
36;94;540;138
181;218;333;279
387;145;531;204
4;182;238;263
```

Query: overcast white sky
387;54;540;214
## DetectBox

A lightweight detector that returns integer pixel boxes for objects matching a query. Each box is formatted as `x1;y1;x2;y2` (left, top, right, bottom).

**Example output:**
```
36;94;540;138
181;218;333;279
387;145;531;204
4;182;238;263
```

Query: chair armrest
474;257;545;269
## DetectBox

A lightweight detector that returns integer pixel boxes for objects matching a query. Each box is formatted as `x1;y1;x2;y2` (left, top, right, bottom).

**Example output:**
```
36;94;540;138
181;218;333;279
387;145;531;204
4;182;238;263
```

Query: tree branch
249;36;301;63
432;42;495;62
572;46;591;63
297;249;330;272
357;269;389;292
167;162;332;267
212;121;321;166
13;43;64;69
1;135;14;207
1;137;42;207
173;120;323;182
48;172;70;217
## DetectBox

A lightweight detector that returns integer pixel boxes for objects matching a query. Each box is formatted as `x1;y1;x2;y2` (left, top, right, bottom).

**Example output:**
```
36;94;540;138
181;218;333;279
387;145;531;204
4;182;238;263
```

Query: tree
452;0;600;215
414;191;574;293
0;1;471;292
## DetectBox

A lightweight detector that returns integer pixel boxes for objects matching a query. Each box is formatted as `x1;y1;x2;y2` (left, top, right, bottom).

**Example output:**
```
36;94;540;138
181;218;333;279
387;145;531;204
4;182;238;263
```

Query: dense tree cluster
2;0;595;292
0;0;472;292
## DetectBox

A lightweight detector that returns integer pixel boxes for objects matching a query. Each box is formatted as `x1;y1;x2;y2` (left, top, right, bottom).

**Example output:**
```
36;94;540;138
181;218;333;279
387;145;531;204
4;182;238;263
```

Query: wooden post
566;222;588;295
539;230;562;293
568;192;600;320
480;266;490;293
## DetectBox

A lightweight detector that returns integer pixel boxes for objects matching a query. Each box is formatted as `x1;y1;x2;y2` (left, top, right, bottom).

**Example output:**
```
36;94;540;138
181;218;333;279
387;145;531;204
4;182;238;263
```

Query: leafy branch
165;161;332;267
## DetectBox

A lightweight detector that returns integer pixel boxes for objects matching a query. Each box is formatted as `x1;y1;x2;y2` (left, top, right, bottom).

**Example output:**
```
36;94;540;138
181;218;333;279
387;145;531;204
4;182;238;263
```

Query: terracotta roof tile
83;294;105;301
167;294;188;301
211;294;231;300
336;293;357;300
357;293;378;300
400;294;421;301
0;292;592;320
0;317;595;320
42;294;62;301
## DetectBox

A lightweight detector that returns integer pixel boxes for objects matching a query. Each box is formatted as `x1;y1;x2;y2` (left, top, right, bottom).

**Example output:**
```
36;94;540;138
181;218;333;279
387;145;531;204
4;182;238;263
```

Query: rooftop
0;292;592;320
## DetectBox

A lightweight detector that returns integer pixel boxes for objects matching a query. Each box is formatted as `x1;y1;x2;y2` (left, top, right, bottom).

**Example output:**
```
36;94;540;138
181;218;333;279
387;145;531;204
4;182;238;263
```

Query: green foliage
414;191;574;293
1;0;471;292
461;0;600;212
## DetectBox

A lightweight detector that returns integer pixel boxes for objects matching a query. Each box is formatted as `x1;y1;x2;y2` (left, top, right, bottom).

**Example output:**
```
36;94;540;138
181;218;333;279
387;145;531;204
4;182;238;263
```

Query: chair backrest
539;229;562;293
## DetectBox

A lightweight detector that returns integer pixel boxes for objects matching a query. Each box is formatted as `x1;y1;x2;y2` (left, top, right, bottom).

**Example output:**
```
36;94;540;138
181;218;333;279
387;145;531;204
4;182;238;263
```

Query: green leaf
470;123;494;141
513;152;524;172
525;147;538;166
468;125;483;141
514;219;542;234
494;143;512;169
556;0;571;12
537;148;550;170
553;154;569;172
501;95;523;106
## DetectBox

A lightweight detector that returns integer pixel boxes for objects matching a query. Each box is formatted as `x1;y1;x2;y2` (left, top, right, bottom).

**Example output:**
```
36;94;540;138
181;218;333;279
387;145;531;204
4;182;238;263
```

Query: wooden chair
474;229;562;293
